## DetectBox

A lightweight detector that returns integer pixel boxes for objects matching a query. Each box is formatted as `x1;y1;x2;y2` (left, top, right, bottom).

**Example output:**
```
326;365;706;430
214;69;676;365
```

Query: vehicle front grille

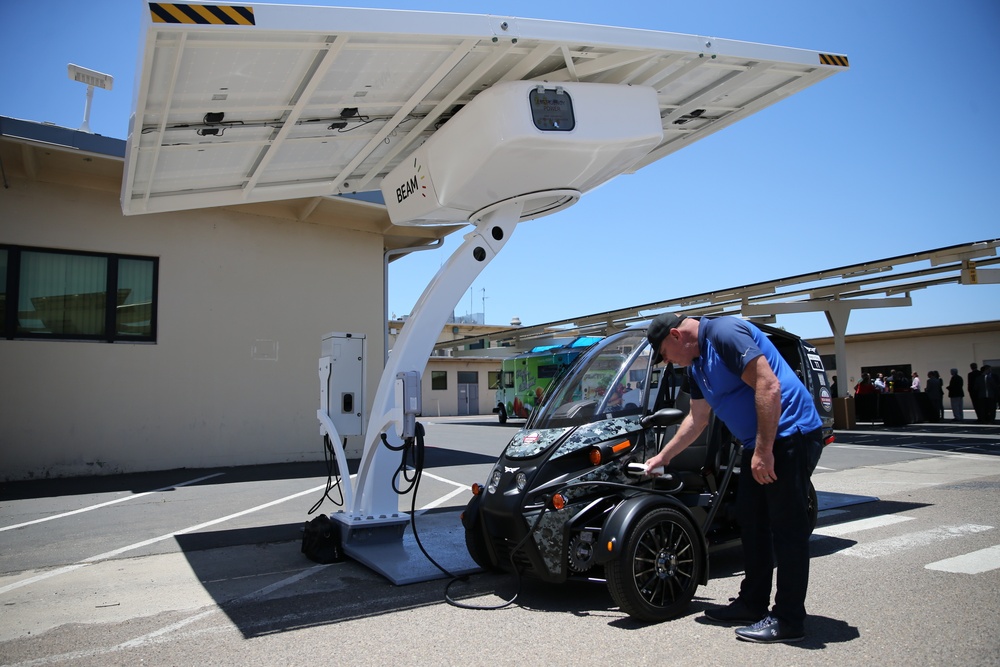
490;537;536;574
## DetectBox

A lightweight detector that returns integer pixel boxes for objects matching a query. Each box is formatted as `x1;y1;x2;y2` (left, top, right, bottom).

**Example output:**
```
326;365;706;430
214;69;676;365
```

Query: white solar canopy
121;2;848;216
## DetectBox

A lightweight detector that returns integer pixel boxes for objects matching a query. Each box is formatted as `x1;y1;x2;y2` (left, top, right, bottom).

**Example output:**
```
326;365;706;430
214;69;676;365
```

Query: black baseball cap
647;313;687;365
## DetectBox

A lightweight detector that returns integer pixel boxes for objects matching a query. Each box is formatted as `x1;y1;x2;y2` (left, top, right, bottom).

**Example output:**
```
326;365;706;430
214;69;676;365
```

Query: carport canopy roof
122;2;848;217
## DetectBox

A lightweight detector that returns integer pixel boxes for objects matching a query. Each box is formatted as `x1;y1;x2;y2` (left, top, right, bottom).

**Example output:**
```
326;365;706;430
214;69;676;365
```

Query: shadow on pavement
0;443;496;502
0;461;342;501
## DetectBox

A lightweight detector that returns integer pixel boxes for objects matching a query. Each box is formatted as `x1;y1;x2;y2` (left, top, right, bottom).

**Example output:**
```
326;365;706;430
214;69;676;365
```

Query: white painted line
93;483;332;559
925;544;1000;574
420;485;469;511
840;524;994;559
0;473;226;532
0;481;335;596
9;564;332;665
829;444;998;461
404;467;470;509
0;563;89;596
116;609;218;650
814;514;914;537
117;563;329;649
839;429;1000;440
417;469;467;489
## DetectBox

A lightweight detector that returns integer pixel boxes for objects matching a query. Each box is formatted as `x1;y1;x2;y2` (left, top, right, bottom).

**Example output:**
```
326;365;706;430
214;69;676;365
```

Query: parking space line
420;486;469;510
840;524;994;559
118;563;329;649
0;472;226;533
417;470;467;489
7;564;331;666
814;514;914;538
0;481;332;596
841;429;1000;440
412;469;470;510
925;544;1000;574
829;444;998;461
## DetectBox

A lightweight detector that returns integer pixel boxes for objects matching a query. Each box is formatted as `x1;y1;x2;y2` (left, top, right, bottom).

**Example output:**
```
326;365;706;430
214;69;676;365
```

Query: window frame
431;370;448;391
456;371;478;385
2;244;159;343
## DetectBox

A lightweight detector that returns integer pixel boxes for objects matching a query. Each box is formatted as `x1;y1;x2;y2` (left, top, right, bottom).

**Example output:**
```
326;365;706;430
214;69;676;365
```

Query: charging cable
307;434;345;515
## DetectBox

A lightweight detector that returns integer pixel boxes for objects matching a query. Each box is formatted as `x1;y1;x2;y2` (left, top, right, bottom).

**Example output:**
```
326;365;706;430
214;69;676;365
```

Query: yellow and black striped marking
819;53;850;67
149;3;255;25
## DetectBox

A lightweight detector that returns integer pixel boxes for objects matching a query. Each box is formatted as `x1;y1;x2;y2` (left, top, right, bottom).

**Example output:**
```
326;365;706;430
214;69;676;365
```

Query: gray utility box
319;332;366;438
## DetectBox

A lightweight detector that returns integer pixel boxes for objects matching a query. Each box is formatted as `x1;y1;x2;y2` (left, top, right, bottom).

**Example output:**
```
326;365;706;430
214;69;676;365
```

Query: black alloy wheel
606;506;704;622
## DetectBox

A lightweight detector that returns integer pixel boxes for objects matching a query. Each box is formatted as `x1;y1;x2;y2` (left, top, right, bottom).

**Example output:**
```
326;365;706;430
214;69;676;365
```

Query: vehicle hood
504;415;641;460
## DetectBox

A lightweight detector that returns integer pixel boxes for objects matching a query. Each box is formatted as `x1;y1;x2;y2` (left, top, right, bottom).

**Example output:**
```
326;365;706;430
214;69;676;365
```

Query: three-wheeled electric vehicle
462;321;834;621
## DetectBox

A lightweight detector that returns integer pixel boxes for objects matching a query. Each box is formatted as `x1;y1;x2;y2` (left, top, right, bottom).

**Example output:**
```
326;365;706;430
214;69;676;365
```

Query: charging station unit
317;332;366;515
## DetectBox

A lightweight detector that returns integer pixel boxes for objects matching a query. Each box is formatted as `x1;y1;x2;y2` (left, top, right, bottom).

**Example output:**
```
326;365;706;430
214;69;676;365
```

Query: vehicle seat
665;391;708;473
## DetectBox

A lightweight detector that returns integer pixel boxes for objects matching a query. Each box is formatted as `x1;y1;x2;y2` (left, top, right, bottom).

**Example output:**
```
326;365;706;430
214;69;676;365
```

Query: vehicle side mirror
639;407;685;429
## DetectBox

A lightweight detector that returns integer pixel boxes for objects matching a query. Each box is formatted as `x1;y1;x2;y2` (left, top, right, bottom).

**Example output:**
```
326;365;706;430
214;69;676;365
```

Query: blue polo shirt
687;317;821;449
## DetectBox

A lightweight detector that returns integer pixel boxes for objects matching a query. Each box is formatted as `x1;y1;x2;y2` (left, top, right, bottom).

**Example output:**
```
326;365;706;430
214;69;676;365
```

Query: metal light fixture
67;64;113;134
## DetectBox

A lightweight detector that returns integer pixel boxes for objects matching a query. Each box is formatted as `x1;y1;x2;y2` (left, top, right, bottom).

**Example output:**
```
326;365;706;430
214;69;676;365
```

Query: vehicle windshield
526;330;654;430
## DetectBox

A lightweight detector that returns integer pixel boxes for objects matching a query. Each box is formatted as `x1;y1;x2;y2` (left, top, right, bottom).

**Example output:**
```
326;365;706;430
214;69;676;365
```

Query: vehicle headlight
515;472;528;491
487;469;502;494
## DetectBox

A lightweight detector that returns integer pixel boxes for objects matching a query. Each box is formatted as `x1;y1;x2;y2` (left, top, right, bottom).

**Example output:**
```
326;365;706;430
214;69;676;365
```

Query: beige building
389;319;509;418
409;319;1000;421
0;118;454;481
3;117;996;481
811;320;1000;405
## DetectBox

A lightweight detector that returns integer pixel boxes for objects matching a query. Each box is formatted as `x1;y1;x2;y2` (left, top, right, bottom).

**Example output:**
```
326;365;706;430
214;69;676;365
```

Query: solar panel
121;3;848;216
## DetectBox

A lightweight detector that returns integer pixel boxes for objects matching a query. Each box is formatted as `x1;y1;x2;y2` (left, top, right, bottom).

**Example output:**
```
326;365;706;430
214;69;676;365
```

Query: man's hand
750;447;776;485
644;454;668;476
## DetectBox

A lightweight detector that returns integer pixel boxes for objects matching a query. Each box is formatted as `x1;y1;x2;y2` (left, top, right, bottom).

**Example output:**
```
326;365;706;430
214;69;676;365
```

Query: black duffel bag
301;514;344;564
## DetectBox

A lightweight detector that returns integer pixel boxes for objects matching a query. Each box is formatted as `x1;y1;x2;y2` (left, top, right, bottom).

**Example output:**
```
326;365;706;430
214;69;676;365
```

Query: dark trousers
737;429;823;630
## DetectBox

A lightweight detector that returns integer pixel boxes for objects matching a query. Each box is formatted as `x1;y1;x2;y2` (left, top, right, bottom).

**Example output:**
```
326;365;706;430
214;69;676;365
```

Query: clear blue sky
2;0;997;340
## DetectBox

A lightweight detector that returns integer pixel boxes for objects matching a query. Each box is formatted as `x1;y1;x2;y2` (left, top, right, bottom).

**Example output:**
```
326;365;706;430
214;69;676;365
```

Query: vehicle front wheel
462;500;494;570
606;506;703;622
498;405;507;424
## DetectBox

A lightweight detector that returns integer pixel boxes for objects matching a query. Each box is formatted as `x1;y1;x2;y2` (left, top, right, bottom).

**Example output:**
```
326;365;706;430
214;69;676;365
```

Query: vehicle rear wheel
606;506;703;622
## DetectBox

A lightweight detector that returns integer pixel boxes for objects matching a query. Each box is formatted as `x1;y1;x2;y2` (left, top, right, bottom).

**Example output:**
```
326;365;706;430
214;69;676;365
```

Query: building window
457;371;478;384
488;370;501;389
2;245;158;342
0;249;7;334
431;370;448;390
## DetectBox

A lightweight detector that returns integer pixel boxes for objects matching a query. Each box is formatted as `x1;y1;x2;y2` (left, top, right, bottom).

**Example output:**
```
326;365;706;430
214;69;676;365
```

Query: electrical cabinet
319;332;366;438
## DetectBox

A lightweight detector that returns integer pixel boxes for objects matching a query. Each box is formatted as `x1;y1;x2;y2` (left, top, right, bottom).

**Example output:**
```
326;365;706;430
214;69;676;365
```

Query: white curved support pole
348;199;525;525
315;410;354;511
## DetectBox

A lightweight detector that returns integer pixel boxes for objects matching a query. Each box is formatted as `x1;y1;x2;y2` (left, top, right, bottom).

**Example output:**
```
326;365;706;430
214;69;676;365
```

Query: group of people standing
851;363;998;424
949;363;999;424
852;369;919;395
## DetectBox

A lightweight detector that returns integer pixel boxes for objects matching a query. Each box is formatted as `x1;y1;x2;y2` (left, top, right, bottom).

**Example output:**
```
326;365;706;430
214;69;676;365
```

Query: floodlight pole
80;85;96;134
67;64;113;135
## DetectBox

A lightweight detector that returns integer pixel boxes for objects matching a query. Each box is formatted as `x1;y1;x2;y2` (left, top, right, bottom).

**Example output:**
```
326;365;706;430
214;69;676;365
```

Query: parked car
463;320;834;621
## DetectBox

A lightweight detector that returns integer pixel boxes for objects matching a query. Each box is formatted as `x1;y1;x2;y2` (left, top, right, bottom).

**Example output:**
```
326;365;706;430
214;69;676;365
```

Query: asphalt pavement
1;417;999;666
